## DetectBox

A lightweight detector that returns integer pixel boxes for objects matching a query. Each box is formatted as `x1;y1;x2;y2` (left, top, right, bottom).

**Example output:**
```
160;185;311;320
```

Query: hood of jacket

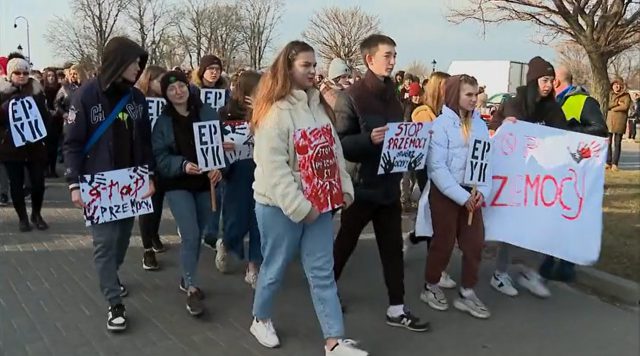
191;71;229;90
98;37;148;92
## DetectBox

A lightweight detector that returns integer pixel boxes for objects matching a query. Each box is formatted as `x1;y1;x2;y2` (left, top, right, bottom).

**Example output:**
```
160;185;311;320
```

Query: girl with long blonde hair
249;40;367;356
411;71;451;123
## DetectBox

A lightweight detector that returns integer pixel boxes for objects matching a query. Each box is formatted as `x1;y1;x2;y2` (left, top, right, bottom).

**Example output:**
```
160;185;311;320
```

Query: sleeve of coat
427;121;471;206
62;90;88;189
334;93;378;162
611;94;631;113
254;116;312;223
578;97;608;137
151;115;186;178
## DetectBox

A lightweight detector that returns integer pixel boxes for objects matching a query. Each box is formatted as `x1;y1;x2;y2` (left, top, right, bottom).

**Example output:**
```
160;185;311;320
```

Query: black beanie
160;70;189;100
198;55;223;80
526;56;555;83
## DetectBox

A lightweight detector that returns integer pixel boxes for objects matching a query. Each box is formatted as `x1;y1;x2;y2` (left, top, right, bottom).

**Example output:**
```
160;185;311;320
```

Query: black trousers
334;199;405;305
46;120;63;174
607;133;623;166
138;186;165;249
628;119;637;140
3;161;45;220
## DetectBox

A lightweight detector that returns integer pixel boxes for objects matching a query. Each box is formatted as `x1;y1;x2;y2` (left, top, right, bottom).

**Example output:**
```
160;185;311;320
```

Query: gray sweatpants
0;163;8;195
90;218;135;305
495;242;545;274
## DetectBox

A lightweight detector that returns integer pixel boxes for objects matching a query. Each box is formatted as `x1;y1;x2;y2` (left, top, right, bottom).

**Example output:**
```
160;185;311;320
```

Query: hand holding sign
185;162;202;175
370;125;388;145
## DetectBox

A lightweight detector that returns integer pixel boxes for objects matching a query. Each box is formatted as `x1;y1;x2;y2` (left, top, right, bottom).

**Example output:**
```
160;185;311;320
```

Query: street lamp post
431;59;437;73
14;16;31;65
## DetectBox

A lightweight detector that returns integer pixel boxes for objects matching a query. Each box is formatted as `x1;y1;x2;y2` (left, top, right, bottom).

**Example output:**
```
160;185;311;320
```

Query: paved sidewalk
1;179;639;356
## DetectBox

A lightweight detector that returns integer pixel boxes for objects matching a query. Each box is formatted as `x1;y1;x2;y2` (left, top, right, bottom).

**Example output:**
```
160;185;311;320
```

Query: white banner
146;97;166;129
193;121;225;171
464;137;491;186
484;121;607;265
80;166;153;226
200;89;226;110
8;96;47;147
378;122;430;174
222;121;254;164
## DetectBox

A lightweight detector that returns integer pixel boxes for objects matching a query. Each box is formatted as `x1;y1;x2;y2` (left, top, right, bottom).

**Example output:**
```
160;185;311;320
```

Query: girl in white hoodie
420;75;492;319
248;40;368;356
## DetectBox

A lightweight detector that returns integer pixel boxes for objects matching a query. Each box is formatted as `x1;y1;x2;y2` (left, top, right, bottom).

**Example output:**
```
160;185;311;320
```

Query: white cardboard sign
377;122;430;174
193;121;225;171
464;137;491;186
8;96;47;147
200;89;226;110
222;121;254;164
146;97;166;129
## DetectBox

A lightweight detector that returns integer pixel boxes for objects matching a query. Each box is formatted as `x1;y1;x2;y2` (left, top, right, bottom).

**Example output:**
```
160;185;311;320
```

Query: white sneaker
244;268;258;289
250;318;280;348
438;272;457;289
491;272;519;297
453;290;491;319
326;339;368;356
215;239;228;273
420;285;448;311
517;269;551;298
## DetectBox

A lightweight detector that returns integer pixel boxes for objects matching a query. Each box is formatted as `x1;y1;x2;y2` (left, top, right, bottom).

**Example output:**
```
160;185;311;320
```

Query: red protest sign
294;125;343;213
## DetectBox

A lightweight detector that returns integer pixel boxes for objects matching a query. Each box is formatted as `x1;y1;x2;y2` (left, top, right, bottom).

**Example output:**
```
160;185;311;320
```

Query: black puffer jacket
491;84;567;130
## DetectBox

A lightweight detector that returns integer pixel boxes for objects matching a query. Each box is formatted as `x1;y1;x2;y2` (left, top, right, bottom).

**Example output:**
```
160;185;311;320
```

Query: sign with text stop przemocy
200;89;226;110
8;96;48;147
193;120;226;171
464;137;491;186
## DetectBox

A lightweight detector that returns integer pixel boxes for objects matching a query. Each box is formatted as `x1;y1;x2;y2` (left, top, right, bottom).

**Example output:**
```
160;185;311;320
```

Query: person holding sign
421;75;492;320
333;34;429;332
216;70;263;287
0;56;50;232
63;37;155;332
249;41;368;356
135;65;168;271
152;70;222;318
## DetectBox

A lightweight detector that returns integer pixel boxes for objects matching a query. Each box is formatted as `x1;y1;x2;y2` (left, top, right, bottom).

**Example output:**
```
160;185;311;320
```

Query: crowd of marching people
1;31;639;356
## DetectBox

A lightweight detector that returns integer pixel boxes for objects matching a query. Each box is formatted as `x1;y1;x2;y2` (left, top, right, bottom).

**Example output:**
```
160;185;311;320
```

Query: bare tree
175;0;210;68
46;0;131;68
555;40;592;87
203;4;244;71
238;0;284;69
449;0;640;110
302;6;381;67
404;60;430;80
126;0;173;65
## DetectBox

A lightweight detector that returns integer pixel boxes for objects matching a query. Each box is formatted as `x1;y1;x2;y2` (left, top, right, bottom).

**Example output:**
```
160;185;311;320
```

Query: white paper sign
464;137;491;186
378;122;430;174
146;97;166;129
200;89;226;110
193;121;225;171
222;121;254;164
484;121;607;265
79;166;153;226
8;96;47;147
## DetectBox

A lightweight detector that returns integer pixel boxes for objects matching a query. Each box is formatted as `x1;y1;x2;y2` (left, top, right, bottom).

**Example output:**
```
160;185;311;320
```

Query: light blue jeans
166;190;213;288
252;203;344;339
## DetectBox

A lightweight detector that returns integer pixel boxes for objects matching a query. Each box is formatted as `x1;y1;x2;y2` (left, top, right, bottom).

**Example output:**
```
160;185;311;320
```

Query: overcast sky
1;0;555;71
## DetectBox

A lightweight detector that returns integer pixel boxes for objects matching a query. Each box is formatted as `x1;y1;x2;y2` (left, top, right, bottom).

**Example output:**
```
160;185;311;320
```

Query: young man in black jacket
63;37;155;332
333;34;429;332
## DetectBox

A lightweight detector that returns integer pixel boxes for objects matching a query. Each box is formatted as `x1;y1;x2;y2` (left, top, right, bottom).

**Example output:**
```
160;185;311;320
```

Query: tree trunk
586;51;611;115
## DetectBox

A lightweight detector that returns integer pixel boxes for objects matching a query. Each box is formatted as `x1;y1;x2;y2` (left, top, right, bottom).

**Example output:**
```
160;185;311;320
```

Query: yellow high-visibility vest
561;94;588;123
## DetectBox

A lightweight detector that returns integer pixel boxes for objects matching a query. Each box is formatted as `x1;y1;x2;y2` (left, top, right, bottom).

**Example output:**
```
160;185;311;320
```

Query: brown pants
425;186;484;288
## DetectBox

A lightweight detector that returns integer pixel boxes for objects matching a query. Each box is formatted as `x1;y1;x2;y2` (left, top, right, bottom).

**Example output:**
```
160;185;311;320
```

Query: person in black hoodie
489;56;566;300
63;36;155;332
333;34;429;332
43;68;62;177
0;57;50;231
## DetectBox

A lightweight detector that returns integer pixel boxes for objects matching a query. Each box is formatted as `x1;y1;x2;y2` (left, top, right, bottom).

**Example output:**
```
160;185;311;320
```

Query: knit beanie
160;70;190;100
197;55;223;80
328;58;351;81
526;56;555;83
408;82;421;97
6;57;30;76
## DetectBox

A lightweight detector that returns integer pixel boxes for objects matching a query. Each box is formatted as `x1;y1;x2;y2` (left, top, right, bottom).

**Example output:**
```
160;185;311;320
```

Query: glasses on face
13;71;29;76
206;66;221;73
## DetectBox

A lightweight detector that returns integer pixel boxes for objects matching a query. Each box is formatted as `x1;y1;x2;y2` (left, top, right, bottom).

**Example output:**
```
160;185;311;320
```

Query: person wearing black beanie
152;70;223;318
62;36;155;333
194;54;228;90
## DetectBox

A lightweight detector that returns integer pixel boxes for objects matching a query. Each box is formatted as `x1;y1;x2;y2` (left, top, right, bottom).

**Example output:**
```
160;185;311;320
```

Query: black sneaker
107;304;127;332
151;239;166;253
31;215;49;231
18;219;32;232
179;278;205;300
0;193;8;206
142;250;159;270
118;279;128;297
186;291;205;316
386;309;430;332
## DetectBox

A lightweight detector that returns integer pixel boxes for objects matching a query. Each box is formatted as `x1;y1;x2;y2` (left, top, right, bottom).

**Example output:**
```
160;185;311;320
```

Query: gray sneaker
453;290;491;319
420;285;448;311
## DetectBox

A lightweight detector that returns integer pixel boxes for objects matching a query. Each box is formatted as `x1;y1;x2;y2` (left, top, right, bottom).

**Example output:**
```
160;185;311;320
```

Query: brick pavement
1;179;639;356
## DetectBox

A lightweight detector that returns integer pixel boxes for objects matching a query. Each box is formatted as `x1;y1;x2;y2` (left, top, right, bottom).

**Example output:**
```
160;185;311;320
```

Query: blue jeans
252;203;344;339
166;190;213;288
203;183;224;246
222;160;261;264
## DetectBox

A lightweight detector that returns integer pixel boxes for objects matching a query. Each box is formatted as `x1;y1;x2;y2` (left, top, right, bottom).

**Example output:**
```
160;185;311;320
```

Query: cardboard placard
146;97;166;129
193;121;225;171
8;96;47;147
200;89;226;110
222;120;254;164
378;122;430;174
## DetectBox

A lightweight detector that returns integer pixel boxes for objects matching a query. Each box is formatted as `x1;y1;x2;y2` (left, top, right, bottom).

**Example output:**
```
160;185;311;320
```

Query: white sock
387;304;405;318
460;287;475;298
